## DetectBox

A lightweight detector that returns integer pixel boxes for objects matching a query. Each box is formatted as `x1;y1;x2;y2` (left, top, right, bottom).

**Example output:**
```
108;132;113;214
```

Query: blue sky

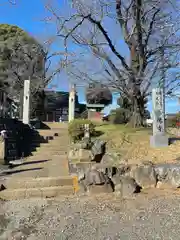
0;0;179;114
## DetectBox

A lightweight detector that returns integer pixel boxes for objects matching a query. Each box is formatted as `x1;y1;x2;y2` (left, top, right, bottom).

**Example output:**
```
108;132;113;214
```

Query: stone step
31;138;50;143
47;156;70;177
25;153;66;160
34;144;68;150
37;131;59;137
29;141;64;149
30;151;67;157
33;146;67;153
38;129;61;133
40;141;69;145
37;129;67;134
31;135;68;144
32;132;54;138
30;138;64;146
36;145;68;151
43;122;68;129
4;176;74;189
0;186;75;200
50;137;69;141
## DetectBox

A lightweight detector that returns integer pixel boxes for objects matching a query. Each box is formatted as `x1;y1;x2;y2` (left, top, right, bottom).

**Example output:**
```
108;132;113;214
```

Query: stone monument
68;84;75;122
84;124;90;139
150;88;169;147
22;79;30;125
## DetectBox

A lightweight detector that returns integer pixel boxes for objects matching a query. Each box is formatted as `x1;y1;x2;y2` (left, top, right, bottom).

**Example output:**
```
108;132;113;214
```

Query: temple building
33;90;86;122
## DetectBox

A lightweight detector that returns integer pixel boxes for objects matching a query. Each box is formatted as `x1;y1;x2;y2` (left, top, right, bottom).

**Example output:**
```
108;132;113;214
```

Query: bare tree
44;0;180;127
0;0;17;6
8;0;16;4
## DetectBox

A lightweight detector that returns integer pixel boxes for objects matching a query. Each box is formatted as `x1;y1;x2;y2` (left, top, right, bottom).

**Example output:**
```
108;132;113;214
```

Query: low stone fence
68;125;180;197
70;152;180;197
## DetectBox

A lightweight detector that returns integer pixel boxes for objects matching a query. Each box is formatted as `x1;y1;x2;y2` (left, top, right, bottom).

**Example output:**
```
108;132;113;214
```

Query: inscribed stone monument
150;88;169;147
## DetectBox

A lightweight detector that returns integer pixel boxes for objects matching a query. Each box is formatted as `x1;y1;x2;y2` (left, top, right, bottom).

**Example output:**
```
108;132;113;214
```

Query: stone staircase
0;122;79;200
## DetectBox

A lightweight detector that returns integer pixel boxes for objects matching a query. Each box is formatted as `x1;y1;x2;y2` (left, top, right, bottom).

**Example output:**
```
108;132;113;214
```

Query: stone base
150;135;169;148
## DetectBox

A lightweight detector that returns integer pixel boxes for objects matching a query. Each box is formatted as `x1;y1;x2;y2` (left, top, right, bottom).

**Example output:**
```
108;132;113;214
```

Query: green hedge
68;119;96;141
109;108;131;124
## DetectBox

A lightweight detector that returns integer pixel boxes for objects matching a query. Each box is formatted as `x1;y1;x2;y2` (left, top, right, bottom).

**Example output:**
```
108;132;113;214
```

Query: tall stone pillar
68;84;75;122
22;79;30;125
150;88;168;147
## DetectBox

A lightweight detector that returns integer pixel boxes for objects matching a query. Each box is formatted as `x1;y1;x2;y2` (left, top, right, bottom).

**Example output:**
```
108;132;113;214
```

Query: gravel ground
1;190;180;240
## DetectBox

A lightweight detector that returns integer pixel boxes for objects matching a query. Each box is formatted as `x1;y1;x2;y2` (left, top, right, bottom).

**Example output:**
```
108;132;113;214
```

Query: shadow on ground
2;168;43;176
169;137;180;145
93;130;104;137
9;160;49;169
30;120;50;129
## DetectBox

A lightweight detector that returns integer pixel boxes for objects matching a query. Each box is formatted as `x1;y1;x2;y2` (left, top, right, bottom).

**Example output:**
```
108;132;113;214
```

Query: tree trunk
31;90;46;120
128;95;145;128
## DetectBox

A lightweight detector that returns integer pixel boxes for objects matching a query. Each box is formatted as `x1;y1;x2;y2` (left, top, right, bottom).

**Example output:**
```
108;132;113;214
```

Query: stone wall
68;135;180;197
0;118;40;164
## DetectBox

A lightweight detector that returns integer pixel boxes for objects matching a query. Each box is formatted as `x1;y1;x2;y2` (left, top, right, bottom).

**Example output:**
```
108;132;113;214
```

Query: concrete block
150;135;169;148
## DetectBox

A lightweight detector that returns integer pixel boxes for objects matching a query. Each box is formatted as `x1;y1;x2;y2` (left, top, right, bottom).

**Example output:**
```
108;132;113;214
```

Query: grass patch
96;123;151;133
95;124;180;165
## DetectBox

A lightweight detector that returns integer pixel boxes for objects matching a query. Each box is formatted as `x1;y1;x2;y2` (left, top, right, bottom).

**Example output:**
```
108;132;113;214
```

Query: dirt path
1;189;180;239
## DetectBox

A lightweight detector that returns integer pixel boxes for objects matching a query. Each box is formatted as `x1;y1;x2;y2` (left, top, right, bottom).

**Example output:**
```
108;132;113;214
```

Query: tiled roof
44;91;78;110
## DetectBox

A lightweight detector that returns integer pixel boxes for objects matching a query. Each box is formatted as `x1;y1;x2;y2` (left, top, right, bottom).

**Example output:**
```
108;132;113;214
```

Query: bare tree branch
44;0;180;126
144;8;160;47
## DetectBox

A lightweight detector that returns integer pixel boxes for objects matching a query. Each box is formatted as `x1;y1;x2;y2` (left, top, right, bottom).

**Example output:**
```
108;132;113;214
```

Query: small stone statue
84;124;90;139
